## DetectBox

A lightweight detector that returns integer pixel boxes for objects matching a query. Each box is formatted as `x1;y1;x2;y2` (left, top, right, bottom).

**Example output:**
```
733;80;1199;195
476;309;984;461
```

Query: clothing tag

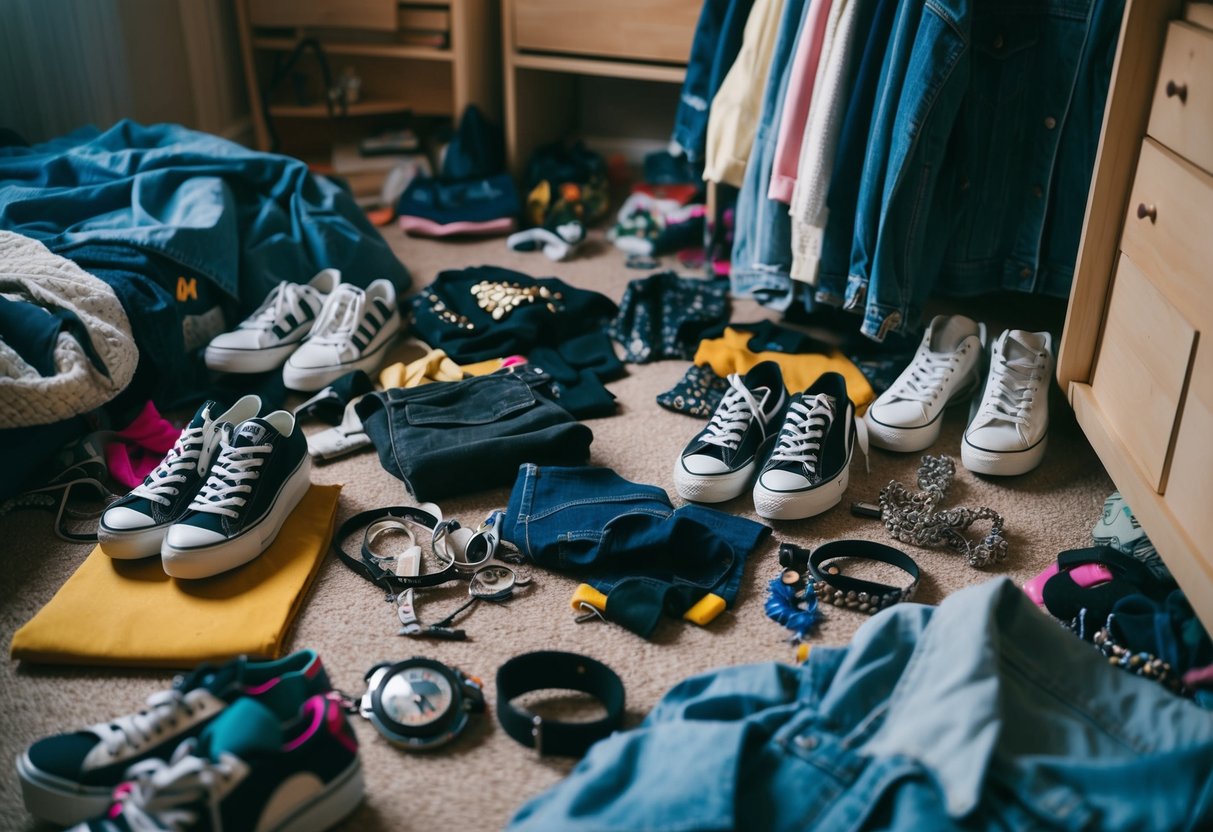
235;422;267;444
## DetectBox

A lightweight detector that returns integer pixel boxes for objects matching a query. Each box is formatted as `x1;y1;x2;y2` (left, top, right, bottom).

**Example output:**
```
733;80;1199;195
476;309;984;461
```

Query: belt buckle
530;714;544;757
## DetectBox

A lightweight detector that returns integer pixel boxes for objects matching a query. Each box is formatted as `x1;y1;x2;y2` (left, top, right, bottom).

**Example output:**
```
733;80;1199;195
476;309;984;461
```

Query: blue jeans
846;0;1123;341
671;0;756;162
729;0;809;311
508;578;1213;831
500;465;770;638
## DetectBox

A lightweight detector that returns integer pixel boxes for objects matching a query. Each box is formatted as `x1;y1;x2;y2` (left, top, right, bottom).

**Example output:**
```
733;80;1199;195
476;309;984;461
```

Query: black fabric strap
332;506;457;589
496;651;625;757
808;540;920;614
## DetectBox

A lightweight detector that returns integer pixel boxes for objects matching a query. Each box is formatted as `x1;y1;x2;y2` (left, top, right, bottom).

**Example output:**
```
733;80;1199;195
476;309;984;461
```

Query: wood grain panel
247;0;396;31
511;0;699;64
1165;341;1213;558
1148;22;1213;175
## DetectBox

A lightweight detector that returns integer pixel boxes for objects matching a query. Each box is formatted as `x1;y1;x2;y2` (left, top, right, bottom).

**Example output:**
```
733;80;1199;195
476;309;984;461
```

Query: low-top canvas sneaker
17;650;331;827
282;280;401;392
864;314;986;452
66;694;363;832
961;329;1054;476
162;412;311;579
205;269;341;374
98;396;262;559
754;372;865;520
673;361;788;503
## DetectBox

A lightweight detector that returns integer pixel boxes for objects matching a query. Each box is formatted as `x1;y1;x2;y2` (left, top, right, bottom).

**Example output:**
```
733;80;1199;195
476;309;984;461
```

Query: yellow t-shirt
378;349;508;389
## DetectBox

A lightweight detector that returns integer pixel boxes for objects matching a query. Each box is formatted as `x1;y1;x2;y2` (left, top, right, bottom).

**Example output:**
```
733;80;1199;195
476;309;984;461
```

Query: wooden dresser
1058;0;1213;632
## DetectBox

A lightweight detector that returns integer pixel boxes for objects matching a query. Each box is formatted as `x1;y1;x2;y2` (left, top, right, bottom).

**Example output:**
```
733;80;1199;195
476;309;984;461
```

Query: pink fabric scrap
105;401;179;488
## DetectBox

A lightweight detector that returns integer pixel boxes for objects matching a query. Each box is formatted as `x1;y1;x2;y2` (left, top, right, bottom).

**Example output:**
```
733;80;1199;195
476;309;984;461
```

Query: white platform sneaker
864;314;986;453
282;280;401;392
961;329;1054;476
204;269;341;373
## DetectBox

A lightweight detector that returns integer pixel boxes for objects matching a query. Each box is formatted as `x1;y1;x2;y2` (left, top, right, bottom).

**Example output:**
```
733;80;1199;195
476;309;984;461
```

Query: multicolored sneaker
98;396;261;560
17;651;331;827
67;695;363;832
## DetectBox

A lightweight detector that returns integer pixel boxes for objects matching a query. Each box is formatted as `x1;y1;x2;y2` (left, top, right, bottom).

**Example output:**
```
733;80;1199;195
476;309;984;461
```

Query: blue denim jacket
844;0;1123;340
508;578;1213;831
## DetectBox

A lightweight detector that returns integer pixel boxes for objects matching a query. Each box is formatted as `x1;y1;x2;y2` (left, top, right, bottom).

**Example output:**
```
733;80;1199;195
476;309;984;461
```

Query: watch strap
496;651;625;757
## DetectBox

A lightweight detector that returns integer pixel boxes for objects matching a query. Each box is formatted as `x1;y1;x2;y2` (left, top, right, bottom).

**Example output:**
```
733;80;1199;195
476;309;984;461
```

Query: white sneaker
204;269;341;373
864;314;986;452
961;329;1054;476
282;280;401;392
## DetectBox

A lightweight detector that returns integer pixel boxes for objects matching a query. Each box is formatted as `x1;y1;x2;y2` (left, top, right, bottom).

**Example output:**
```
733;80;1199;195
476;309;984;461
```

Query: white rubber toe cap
101;506;156;531
165;524;226;549
868;399;929;429
681;454;730;475
756;469;811;491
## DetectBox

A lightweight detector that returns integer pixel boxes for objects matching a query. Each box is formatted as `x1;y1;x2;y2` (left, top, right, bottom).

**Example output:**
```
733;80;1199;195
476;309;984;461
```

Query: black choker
808;540;920;614
496;651;625;757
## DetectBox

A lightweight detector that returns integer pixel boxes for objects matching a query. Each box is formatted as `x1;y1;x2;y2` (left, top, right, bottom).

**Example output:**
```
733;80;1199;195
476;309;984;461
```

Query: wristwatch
359;657;485;751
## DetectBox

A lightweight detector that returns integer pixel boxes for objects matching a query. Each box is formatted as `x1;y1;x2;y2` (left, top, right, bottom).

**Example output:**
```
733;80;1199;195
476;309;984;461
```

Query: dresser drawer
247;0;397;30
1164;341;1213;554
511;0;700;64
1090;253;1196;492
1148;21;1213;175
1120;138;1213;325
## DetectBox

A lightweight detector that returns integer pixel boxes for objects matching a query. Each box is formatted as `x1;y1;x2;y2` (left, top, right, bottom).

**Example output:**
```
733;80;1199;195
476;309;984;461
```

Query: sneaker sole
98;522;170;559
16;751;112;826
271;758;364;832
161;457;312;579
205;341;301;374
282;321;400;392
753;464;849;521
672;459;757;503
961;434;1047;476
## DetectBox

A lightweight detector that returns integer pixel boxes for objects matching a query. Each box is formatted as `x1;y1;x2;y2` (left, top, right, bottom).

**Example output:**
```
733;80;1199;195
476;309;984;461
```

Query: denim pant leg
672;0;756;161
730;0;809;311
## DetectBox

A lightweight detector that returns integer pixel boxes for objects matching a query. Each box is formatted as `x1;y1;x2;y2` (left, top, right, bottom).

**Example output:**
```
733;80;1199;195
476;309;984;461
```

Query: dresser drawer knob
1137;202;1158;223
1165;80;1188;104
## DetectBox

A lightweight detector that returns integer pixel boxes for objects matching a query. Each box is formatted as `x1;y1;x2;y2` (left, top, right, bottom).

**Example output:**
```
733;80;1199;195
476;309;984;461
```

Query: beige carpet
0;229;1113;831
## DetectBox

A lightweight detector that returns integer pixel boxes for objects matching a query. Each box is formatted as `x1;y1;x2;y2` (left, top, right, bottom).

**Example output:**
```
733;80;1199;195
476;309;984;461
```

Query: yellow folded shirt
694;326;876;413
10;484;341;669
378;349;507;389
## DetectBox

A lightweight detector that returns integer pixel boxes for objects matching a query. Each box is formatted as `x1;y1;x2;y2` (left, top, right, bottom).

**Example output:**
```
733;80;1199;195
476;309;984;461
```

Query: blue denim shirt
844;0;1123;341
508;578;1213;831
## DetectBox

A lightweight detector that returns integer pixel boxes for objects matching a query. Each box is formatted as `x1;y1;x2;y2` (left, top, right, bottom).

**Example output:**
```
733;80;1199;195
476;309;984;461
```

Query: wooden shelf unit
235;0;500;153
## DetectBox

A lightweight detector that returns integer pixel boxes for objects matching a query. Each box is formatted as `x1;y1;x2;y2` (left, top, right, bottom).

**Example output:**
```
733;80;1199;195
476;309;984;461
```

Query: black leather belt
332;506;458;590
496;651;625;757
808;540;920;614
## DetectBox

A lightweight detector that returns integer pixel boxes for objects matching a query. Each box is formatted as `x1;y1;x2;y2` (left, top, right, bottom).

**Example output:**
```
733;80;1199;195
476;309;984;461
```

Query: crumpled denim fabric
607;271;729;363
672;0;756;163
500;464;769;638
356;368;593;501
508;578;1213;831
729;0;809;311
846;0;1123;341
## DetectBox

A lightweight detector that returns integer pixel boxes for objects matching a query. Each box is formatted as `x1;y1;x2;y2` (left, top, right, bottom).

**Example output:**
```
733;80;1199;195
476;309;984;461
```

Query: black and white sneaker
204;269;341;374
753;372;866;520
282;280;401;392
162;412;311;579
673;361;788;503
98;396;261;560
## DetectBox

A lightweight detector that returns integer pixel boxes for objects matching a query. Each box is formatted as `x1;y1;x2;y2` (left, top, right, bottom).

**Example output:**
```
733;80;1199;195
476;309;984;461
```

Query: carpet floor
0;228;1113;830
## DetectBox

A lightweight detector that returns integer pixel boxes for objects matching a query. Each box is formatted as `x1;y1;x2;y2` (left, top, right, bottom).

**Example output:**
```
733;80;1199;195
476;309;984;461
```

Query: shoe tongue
193;400;222;430
750;385;771;411
199;698;282;761
231;418;279;448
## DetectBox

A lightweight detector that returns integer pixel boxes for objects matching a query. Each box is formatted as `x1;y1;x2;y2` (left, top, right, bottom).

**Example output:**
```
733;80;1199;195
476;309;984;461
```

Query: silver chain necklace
878;454;1008;569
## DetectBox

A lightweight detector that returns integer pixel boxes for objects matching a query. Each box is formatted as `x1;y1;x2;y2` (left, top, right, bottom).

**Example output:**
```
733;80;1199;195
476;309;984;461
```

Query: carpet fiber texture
0;230;1112;830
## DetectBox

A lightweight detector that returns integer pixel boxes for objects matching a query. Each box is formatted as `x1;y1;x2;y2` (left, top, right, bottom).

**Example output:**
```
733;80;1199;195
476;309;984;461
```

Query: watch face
380;665;455;728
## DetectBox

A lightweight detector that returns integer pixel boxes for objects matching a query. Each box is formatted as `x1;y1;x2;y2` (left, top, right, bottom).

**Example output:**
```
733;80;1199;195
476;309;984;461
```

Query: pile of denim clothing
676;0;1125;341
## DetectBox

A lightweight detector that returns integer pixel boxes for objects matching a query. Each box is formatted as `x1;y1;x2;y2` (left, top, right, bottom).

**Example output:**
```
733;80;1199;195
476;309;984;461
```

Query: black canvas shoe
162;412;311;580
673;361;788;503
753;372;865;520
17;651;331;827
98;396;261;559
66;694;363;832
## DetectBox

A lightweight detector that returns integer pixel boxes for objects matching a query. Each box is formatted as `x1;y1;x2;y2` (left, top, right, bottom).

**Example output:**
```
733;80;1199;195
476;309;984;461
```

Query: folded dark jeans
501;464;769;637
356;368;593;501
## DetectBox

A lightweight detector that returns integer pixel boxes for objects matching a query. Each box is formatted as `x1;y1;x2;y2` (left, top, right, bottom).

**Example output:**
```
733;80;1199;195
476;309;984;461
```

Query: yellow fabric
694;327;876;413
572;584;728;626
378;350;506;389
11;484;341;669
703;0;786;186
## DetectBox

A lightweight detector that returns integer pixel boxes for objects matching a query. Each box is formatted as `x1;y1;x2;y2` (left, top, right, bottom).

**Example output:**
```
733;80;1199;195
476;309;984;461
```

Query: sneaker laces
888;349;958;404
93;689;207;758
972;347;1046;429
699;374;767;450
239;282;316;334
188;437;272;519
129;424;215;506
109;743;238;832
309;286;365;347
770;395;835;472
